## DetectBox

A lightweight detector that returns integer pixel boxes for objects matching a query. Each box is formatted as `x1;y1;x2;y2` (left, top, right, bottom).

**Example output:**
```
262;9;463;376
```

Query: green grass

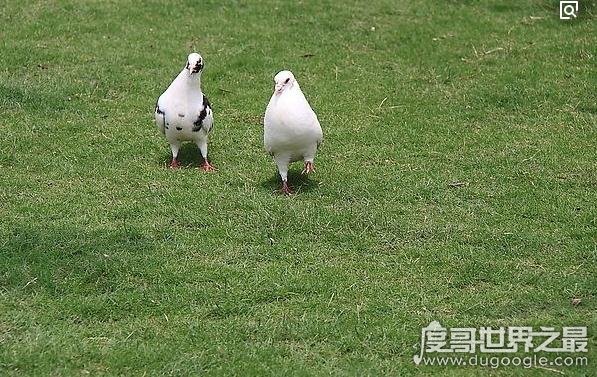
1;0;595;375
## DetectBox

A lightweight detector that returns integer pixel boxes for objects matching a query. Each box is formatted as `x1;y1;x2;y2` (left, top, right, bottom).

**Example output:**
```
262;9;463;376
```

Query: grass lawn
0;0;595;375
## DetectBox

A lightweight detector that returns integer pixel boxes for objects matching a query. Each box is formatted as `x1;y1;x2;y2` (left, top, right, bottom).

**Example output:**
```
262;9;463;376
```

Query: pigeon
264;70;323;194
154;52;215;170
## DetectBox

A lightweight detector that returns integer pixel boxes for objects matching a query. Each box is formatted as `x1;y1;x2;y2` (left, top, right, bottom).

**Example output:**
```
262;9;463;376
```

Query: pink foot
169;159;180;169
281;181;292;195
201;161;216;172
302;161;315;174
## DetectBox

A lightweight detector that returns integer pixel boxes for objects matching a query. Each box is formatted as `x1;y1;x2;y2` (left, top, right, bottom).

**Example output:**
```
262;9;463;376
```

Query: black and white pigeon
264;70;323;194
154;52;215;170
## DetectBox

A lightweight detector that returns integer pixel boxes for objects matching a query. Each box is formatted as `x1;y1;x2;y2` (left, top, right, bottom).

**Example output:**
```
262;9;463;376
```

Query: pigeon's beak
274;84;283;94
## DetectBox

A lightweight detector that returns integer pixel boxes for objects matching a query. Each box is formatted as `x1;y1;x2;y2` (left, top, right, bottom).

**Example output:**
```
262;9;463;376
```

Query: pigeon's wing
315;118;323;148
191;95;213;133
263;96;281;154
291;95;323;150
299;93;323;148
203;95;214;133
154;97;166;135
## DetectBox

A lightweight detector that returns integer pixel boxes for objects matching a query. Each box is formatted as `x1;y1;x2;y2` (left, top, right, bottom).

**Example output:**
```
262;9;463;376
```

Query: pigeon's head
273;70;296;95
185;53;204;76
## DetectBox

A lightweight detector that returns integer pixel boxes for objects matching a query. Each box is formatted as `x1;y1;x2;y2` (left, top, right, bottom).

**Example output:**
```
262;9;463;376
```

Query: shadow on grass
159;143;207;168
261;170;319;194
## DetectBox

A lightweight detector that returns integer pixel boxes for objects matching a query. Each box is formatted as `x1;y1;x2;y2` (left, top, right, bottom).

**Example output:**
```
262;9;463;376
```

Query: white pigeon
154;52;215;170
264;70;323;194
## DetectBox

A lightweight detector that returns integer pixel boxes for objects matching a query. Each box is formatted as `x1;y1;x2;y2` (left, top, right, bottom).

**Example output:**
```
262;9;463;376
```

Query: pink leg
281;181;292;195
169;158;180;169
201;160;216;172
302;161;315;174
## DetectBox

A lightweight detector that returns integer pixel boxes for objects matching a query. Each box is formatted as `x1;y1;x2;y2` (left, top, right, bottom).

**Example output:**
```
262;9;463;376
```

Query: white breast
264;87;322;157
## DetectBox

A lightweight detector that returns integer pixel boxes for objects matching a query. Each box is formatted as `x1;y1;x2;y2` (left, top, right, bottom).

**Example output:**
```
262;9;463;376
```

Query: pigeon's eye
284;78;290;84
